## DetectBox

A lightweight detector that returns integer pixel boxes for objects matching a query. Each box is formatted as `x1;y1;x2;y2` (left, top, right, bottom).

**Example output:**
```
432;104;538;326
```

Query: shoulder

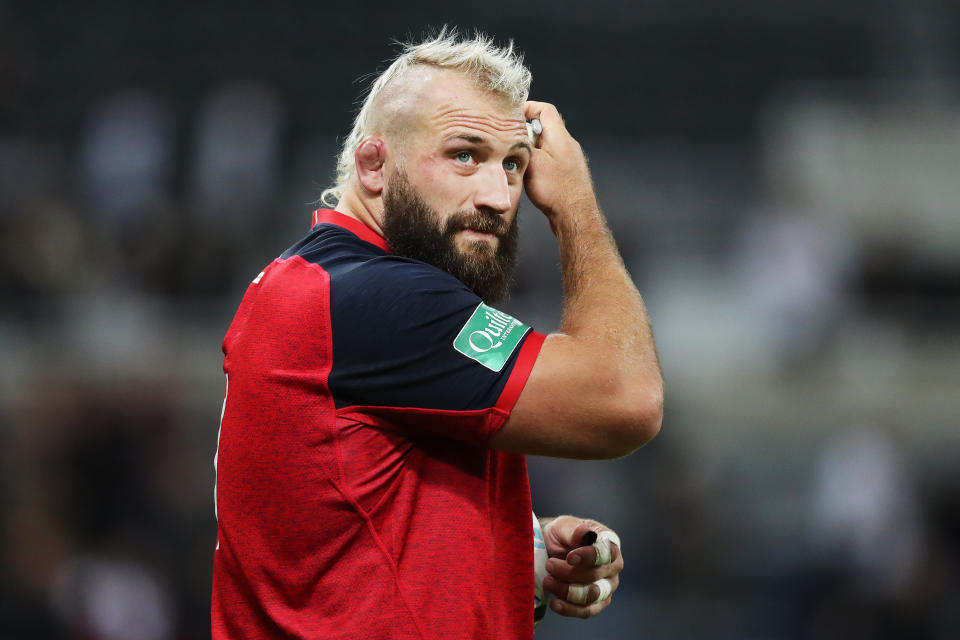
337;254;469;296
329;255;479;335
281;223;383;268
283;223;469;295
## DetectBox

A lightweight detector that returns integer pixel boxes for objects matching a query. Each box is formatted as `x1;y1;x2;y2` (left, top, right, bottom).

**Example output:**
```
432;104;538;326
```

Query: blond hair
320;27;532;207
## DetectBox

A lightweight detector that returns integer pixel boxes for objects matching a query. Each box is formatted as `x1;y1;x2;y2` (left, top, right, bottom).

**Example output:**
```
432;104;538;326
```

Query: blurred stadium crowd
1;2;959;638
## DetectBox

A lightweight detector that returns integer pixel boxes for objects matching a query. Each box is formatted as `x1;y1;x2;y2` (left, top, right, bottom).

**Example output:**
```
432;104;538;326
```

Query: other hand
540;515;623;619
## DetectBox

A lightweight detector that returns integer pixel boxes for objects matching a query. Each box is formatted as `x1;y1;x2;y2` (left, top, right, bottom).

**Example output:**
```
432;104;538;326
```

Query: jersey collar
311;209;391;253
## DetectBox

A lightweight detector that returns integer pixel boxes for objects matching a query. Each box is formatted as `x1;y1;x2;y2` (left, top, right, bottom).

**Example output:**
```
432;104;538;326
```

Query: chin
457;238;499;256
466;246;499;263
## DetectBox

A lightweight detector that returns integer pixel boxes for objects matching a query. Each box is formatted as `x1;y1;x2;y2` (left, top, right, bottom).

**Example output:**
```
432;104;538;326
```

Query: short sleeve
328;256;544;424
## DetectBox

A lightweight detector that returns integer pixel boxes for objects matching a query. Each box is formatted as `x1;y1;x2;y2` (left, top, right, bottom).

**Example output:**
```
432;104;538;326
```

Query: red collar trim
310;209;391;253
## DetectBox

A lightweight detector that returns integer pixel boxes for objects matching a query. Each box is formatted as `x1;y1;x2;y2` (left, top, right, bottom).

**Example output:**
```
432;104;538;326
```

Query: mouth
458;228;499;243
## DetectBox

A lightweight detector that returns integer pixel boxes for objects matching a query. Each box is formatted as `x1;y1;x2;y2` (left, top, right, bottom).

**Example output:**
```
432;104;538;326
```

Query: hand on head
521;101;597;221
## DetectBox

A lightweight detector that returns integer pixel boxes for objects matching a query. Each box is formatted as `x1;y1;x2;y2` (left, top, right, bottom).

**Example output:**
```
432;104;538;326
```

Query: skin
337;67;529;255
335;64;663;620
539;516;626;618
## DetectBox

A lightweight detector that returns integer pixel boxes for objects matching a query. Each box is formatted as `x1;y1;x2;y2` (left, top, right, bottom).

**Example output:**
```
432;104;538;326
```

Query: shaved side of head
365;65;436;164
321;28;531;206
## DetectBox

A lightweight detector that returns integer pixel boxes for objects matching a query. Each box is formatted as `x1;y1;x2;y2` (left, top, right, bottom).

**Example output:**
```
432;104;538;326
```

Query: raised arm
489;101;663;459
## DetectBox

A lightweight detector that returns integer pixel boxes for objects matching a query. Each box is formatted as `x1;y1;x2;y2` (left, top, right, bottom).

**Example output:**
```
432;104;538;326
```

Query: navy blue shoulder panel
281;222;386;266
284;223;532;412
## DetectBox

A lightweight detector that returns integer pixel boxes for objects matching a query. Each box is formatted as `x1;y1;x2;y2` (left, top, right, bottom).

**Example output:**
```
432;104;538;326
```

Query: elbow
606;378;663;457
635;383;664;445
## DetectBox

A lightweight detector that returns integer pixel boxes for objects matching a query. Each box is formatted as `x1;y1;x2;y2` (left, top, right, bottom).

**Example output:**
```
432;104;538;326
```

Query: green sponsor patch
453;303;530;372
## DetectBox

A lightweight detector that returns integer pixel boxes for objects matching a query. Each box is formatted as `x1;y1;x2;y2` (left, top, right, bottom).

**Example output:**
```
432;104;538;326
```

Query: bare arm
489;102;663;459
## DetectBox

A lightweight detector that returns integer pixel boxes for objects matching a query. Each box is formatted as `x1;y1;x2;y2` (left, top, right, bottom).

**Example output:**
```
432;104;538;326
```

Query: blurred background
1;1;959;638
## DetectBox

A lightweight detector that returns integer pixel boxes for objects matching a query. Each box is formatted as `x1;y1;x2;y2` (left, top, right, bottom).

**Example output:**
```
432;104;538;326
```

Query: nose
472;164;512;215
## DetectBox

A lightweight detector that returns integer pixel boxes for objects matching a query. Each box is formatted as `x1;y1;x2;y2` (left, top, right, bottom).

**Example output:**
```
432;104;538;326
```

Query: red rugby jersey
212;210;545;639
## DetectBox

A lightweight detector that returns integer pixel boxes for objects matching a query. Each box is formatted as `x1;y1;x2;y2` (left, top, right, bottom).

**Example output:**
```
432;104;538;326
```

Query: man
212;31;663;639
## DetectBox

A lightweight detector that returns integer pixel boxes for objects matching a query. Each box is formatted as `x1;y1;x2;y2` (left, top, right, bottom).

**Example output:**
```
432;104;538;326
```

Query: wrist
548;198;599;236
556;189;598;218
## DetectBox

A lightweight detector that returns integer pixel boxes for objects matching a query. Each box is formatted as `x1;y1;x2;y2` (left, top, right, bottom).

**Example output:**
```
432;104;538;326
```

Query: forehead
416;69;527;143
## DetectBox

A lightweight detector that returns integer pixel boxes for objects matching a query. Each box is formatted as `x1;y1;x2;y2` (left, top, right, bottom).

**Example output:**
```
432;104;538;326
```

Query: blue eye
456;151;473;163
503;158;519;171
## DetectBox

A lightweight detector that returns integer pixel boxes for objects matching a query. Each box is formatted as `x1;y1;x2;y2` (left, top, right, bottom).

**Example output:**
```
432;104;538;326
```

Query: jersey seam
330;426;428;640
311;209;391;253
334;404;510;444
325;268;428;640
494;330;546;413
334;404;499;416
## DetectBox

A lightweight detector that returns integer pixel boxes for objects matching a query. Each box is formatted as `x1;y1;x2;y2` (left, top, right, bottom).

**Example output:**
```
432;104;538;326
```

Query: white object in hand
526;118;542;142
532;511;549;626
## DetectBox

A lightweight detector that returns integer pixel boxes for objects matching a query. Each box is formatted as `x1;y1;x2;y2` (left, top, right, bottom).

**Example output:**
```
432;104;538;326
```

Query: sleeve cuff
494;330;546;414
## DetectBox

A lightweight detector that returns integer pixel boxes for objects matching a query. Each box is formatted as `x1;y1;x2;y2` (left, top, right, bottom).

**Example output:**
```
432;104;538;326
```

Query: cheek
507;182;524;213
416;156;445;186
415;157;472;206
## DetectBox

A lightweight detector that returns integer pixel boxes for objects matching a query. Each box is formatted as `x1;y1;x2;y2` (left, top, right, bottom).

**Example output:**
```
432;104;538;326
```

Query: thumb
571;523;598;547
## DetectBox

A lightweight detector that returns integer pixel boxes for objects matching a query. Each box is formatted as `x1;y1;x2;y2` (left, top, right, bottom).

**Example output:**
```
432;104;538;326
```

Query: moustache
444;211;510;238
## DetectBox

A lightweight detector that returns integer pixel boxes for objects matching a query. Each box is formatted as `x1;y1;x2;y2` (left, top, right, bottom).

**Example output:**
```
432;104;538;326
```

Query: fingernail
551;600;563;612
570;555;581;566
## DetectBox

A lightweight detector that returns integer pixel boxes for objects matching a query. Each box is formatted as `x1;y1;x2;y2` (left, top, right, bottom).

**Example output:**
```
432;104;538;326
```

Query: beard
381;169;518;304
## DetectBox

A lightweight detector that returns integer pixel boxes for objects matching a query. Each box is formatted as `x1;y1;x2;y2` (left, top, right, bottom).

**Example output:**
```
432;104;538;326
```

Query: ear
355;136;386;194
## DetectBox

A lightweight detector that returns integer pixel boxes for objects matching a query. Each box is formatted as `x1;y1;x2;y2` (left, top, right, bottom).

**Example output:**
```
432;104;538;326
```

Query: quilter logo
453;303;530;372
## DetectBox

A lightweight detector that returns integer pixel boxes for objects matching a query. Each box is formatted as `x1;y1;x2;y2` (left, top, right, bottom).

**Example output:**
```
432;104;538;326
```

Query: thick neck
334;178;385;239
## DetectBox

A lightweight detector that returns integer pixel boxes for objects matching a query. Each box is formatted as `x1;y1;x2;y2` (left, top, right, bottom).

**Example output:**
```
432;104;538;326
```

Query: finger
544;575;617;604
539;516;582;557
568;578;614;605
545;556;620;583
522;101;564;134
593;530;622;566
550;595;613;619
566;582;597;605
544;521;594;555
540;517;611;558
522;100;549;122
543;574;588;602
565;531;621;568
572;523;596;546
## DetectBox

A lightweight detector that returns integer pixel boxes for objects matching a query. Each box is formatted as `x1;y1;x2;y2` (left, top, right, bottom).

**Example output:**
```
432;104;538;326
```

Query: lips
459;220;506;236
462;227;499;237
446;211;508;238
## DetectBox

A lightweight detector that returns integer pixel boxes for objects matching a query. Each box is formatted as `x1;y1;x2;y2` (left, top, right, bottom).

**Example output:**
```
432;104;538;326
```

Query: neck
334;181;385;238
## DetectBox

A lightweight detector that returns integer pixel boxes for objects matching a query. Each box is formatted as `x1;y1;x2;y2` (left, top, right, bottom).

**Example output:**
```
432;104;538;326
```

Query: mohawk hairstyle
320;27;532;207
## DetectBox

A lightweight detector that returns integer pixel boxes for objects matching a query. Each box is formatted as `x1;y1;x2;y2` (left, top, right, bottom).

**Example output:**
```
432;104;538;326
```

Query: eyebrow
443;133;532;156
510;140;533;156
